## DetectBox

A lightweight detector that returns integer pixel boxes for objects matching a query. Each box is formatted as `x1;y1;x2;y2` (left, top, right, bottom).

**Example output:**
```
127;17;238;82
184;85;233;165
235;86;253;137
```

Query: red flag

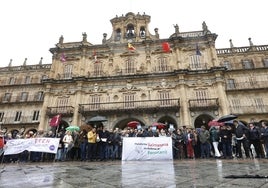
162;42;171;53
128;43;136;51
49;114;61;127
60;53;66;62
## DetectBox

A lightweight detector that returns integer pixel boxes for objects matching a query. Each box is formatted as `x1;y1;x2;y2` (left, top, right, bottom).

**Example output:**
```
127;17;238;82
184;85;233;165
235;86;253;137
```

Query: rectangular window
159;91;171;106
90;95;101;110
263;58;268;67
190;55;202;70
125;58;135;74
195;90;208;106
227;79;236;89
9;77;15;85
21;92;28;101
14;111;22;122
157;57;168;72
57;98;69;113
35;91;44;101
64;64;73;79
3;93;11;102
254;98;264;109
222;60;231;70
231;99;241;110
0;112;4;122
32;110;39;121
93;63;103;76
242;60;254;69
124;94;135;108
25;76;31;84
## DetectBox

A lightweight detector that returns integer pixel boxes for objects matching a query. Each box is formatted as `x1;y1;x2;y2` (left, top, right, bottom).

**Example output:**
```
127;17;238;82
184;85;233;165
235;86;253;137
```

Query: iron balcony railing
46;106;75;117
0;94;44;104
226;81;268;91
1;116;41;125
229;105;268;115
188;98;219;111
79;98;180;115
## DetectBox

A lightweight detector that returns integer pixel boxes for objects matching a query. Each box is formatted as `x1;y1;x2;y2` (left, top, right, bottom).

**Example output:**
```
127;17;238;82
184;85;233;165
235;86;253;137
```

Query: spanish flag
128;43;136;51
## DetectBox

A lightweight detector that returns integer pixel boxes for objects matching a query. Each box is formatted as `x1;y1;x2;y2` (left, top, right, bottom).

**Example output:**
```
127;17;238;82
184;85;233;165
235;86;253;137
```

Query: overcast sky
1;0;267;67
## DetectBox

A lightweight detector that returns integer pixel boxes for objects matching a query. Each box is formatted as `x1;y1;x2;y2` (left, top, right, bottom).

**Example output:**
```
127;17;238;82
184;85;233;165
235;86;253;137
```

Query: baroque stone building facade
1;12;268;135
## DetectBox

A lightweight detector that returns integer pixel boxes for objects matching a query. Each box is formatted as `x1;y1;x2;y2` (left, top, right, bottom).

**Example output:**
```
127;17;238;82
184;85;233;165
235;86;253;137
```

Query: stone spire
8;59;12;67
82;32;87;42
39;57;43;65
229;39;234;48
248;37;253;46
23;58;27;66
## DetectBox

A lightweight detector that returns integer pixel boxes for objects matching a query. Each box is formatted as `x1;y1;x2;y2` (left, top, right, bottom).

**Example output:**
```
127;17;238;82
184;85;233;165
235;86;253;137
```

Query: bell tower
103;12;158;44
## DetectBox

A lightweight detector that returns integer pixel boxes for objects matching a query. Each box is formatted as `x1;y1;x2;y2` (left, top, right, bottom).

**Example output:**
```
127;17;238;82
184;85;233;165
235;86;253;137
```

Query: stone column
178;76;191;127
39;84;52;131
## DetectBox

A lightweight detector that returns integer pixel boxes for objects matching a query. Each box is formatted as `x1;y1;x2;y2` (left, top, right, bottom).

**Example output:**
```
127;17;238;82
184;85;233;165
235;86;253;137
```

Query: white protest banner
4;138;60;155
122;137;173;161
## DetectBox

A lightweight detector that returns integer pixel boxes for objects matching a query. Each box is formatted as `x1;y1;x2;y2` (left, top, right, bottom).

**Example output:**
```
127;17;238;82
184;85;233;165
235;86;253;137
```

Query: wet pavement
1;158;268;188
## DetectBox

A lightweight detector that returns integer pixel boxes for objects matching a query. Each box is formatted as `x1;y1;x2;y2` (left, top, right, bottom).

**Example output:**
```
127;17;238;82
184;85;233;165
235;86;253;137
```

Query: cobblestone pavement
1;158;268;188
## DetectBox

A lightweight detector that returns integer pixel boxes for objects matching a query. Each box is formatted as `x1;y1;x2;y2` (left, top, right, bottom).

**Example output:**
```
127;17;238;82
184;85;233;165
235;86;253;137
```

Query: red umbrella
152;122;166;129
127;121;140;128
208;120;224;127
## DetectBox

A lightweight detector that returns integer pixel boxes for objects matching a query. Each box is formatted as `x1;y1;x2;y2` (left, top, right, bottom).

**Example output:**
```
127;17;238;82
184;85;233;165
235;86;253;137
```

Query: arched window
126;24;135;39
140;26;146;38
115;28;121;41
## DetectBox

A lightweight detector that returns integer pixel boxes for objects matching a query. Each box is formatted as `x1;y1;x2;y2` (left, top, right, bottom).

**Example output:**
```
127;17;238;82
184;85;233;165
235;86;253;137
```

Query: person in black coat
234;120;250;158
261;121;268;159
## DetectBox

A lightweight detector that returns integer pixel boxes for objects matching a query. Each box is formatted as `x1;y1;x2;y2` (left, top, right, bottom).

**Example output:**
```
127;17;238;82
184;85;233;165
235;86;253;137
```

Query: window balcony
79;98;180;116
46;106;75;117
229;105;268;115
226;81;268;91
1;116;41;125
0;94;44;104
188;98;219;111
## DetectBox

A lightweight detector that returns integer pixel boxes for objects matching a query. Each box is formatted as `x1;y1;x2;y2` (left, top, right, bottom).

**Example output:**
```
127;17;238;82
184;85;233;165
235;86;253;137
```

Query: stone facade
0;12;267;135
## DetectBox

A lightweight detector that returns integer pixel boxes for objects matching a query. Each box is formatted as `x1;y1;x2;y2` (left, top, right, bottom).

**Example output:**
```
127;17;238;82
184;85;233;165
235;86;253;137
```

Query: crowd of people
1;120;268;163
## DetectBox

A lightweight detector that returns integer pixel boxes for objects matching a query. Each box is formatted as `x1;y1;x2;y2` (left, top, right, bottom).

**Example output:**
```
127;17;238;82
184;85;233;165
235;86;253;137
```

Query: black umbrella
87;115;108;123
217;114;237;123
224;120;245;126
